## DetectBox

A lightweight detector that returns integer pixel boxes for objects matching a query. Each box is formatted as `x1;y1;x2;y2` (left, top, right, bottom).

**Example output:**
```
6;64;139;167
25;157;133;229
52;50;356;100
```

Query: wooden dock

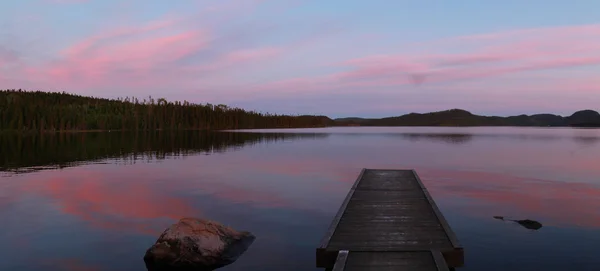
331;250;450;271
317;169;463;270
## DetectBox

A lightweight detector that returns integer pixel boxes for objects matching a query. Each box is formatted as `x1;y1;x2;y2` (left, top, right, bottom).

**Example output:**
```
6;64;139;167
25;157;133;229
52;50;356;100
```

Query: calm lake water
1;127;600;271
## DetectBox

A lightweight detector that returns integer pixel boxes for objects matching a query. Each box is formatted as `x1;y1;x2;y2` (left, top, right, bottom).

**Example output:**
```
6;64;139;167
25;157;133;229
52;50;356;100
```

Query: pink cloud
187;46;286;75
240;23;600;98
0;0;302;94
0;17;204;92
222;47;283;64
46;29;210;88
201;21;339;76
3;2;313;97
342;30;600;84
61;18;180;58
3;2;600;112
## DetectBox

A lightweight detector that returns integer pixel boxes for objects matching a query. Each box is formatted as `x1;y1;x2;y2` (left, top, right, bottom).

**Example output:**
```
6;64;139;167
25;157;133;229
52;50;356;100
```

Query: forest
0;89;334;132
2;90;597;131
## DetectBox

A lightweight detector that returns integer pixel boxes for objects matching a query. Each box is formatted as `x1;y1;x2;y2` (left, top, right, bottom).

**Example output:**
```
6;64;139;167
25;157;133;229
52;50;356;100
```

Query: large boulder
144;218;256;271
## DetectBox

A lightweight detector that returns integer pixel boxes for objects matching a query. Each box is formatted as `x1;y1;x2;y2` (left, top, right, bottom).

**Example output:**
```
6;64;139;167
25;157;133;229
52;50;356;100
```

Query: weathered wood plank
331;250;349;271
316;169;464;269
412;170;462;249
431;250;451;271
322;245;458;252
412;169;464;267
318;169;365;249
339;251;450;271
317;169;366;267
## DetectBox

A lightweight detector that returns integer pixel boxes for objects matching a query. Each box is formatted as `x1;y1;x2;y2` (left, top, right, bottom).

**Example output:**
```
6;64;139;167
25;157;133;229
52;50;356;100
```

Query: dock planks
332;250;450;271
317;169;463;270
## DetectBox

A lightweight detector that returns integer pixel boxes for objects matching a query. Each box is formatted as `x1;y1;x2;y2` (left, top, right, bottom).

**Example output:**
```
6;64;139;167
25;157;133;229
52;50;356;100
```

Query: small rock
493;216;543;230
144;217;255;271
514;219;543;230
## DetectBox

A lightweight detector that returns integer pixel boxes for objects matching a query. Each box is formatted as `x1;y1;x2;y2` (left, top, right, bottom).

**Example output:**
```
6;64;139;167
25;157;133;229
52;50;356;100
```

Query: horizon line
1;89;597;119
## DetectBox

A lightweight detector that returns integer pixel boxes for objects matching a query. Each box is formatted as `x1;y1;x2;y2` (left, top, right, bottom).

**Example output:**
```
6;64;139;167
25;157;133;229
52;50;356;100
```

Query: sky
1;0;600;118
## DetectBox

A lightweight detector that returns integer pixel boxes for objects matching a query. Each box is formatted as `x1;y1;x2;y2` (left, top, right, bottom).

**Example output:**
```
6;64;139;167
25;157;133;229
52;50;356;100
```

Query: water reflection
23;167;198;235
573;136;600;146
39;258;101;271
3;159;317;237
418;169;600;229
241;127;600;145
0;131;328;174
398;133;474;144
1;128;600;271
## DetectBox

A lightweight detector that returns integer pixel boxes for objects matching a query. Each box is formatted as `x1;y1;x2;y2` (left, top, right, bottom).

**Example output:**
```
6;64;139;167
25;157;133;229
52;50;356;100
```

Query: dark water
1;127;600;271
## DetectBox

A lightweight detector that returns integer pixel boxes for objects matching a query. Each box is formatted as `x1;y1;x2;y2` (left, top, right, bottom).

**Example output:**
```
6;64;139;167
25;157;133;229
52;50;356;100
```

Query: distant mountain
566;110;600;127
334;109;600;127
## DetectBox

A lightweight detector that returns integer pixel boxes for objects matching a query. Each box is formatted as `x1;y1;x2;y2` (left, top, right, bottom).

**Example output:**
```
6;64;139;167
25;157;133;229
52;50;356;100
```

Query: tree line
0;89;334;132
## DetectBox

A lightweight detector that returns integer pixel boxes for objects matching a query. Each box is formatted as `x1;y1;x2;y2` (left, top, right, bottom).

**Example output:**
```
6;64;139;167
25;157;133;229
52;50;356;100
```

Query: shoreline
0;127;332;135
2;125;599;135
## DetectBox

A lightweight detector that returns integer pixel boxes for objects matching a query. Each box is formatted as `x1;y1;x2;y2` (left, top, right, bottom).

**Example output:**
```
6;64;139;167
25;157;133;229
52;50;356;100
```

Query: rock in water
144;218;256;271
493;216;543;230
514;219;543;230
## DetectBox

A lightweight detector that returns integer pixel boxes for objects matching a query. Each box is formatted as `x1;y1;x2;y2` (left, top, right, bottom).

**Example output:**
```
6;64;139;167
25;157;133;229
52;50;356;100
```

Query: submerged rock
493;216;543;230
144;218;255;271
513;219;543;230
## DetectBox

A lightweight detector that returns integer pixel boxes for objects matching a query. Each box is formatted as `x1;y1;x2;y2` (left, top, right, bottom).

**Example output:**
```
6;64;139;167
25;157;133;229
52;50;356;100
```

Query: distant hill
566;110;600;127
333;117;375;125
334;109;600;127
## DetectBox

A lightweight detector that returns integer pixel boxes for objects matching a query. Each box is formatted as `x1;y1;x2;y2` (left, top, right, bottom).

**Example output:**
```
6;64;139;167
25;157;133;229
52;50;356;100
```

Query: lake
1;127;600;271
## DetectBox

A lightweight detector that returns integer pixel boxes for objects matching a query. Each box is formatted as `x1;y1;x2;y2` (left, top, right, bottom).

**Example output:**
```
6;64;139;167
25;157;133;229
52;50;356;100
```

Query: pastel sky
1;0;600;118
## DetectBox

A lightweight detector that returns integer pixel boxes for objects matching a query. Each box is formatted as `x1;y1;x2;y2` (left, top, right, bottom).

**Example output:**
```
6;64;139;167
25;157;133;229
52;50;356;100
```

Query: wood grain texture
332;250;349;271
316;169;464;269
338;251;450;271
